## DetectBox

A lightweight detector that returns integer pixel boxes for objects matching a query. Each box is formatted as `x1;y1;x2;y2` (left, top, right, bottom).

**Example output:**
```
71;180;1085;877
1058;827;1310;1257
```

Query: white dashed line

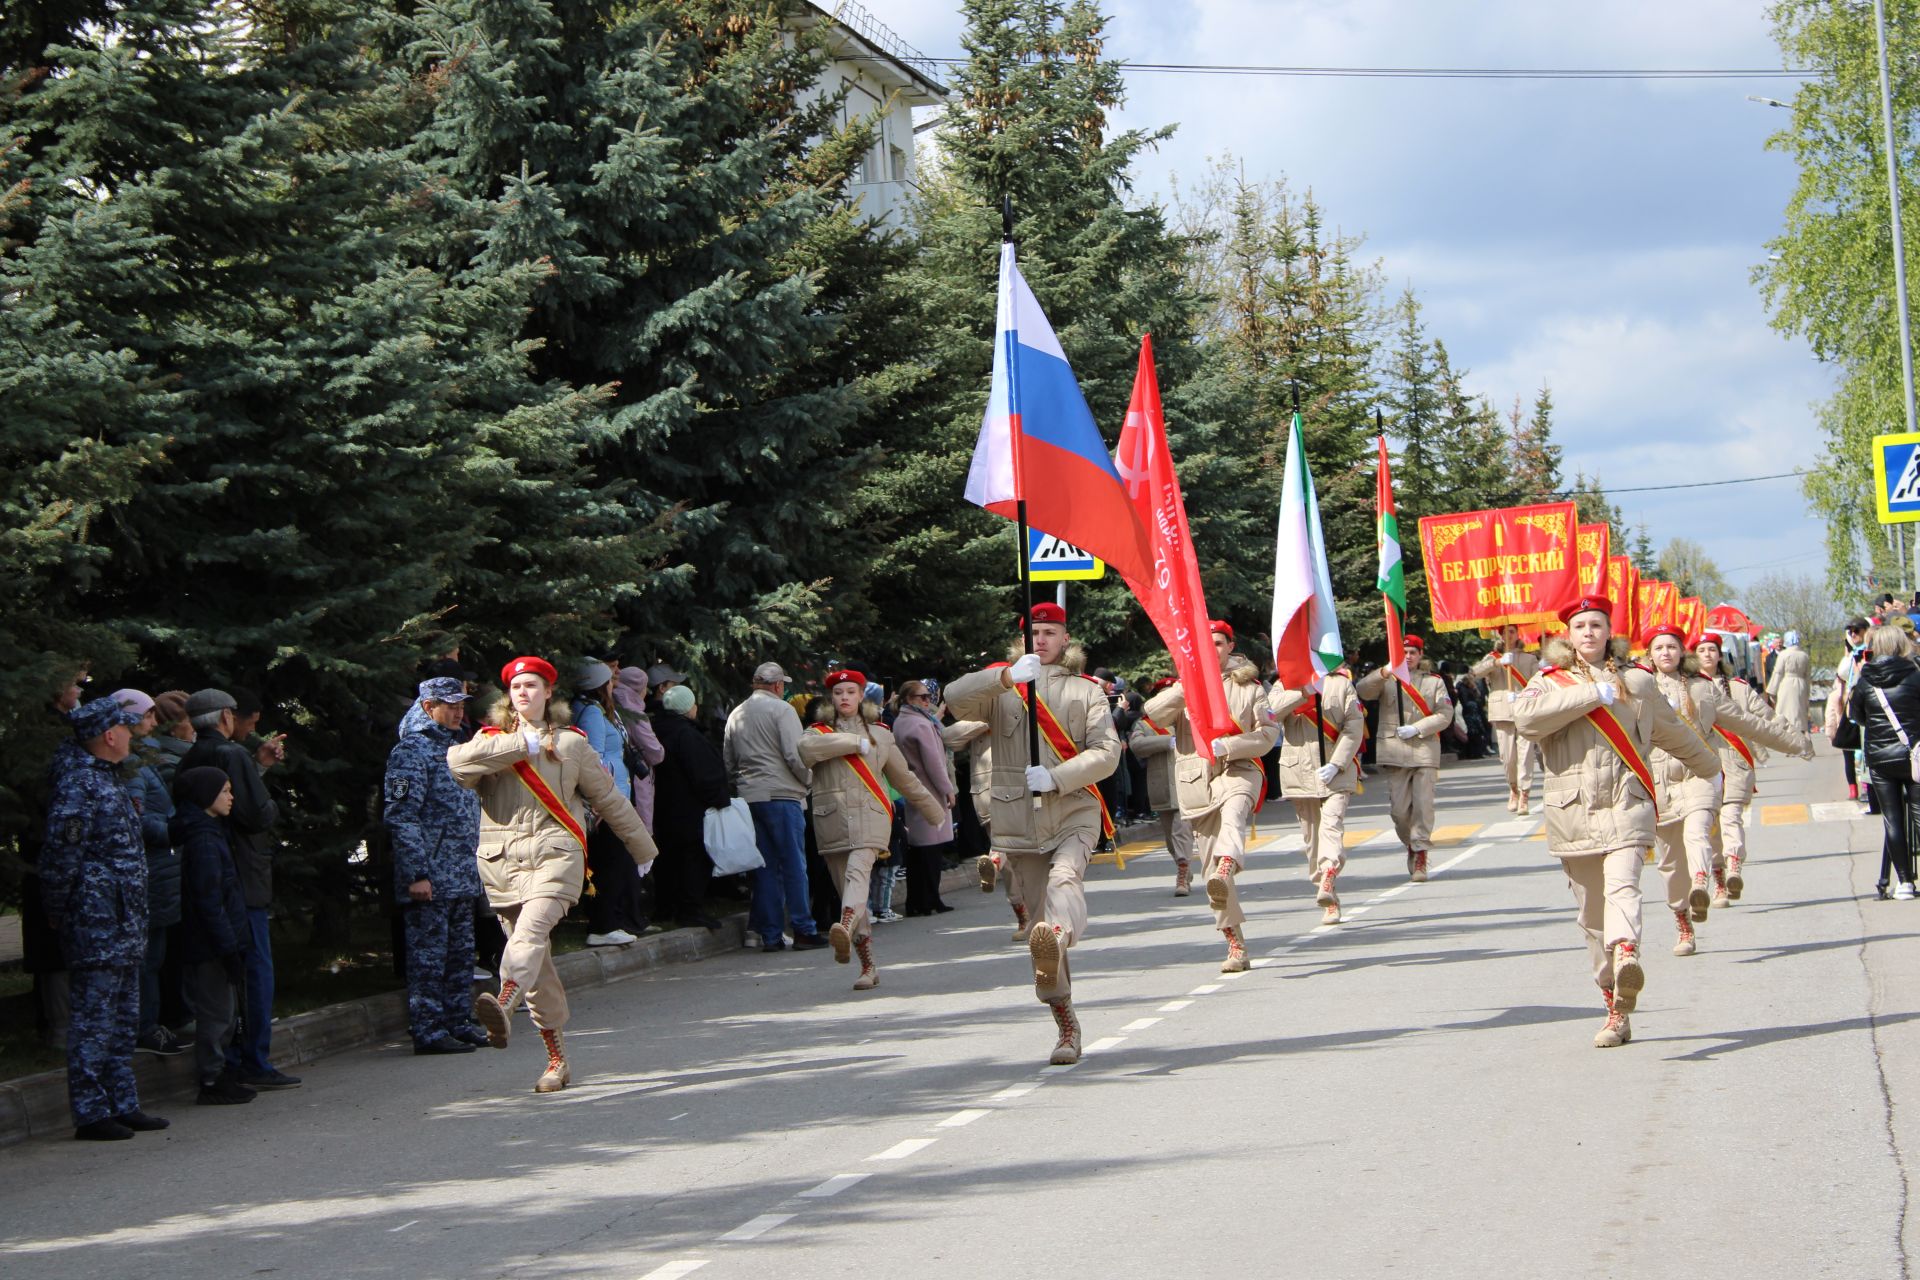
1159;999;1194;1012
388;1220;418;1233
1083;1036;1126;1054
992;1083;1041;1100
1120;1017;1162;1032
868;1138;938;1161
1041;1062;1078;1074
937;1109;990;1128
638;1262;708;1280
720;1214;793;1242
1376;885;1409;899
798;1174;870;1199
1190;983;1223;995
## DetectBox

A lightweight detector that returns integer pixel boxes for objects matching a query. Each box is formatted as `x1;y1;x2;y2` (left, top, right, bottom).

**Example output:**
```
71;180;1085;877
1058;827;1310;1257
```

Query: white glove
1497;653;1513;666
522;729;543;757
856;738;870;756
1317;762;1341;784
634;859;656;878
1396;724;1419;740
1209;737;1233;760
1595;681;1617;707
1025;764;1058;794
1006;653;1043;685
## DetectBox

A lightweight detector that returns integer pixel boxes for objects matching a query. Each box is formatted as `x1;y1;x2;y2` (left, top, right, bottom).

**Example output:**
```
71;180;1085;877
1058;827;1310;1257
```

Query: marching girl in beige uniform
1142;622;1279;973
1512;599;1721;1048
795;669;943;991
1354;635;1453;882
1130;676;1196;896
1269;667;1365;924
1471;624;1541;814
1693;632;1813;909
450;656;658;1092
1642;624;1808;956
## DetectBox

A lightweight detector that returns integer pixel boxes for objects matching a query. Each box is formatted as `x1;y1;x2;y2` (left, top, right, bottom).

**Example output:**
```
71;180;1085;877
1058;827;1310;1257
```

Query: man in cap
181;688;300;1089
947;602;1121;1065
42;697;169;1139
1355;635;1454;882
386;677;488;1054
724;660;825;950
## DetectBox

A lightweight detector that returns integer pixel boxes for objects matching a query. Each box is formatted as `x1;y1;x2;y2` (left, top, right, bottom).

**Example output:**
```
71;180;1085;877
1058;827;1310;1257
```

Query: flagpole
1005;195;1044;798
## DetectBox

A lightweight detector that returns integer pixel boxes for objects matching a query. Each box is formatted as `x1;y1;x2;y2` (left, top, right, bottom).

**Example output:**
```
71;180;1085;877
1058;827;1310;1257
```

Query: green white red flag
1271;413;1344;691
1376;434;1411;684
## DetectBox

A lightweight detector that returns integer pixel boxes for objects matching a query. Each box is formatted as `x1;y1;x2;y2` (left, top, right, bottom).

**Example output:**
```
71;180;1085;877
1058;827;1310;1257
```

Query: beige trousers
1159;809;1194;868
1194;791;1256;931
824;849;878;943
497;897;570;1031
1562;848;1645;991
1495;722;1536;797
1009;829;1094;1003
1385;766;1436;850
1654;809;1715;912
1294;793;1350;881
1709;802;1747;871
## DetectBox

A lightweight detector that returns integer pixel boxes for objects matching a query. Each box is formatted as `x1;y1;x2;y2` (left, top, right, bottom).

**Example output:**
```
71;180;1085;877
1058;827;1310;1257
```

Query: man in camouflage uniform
385;677;486;1054
42;697;169;1139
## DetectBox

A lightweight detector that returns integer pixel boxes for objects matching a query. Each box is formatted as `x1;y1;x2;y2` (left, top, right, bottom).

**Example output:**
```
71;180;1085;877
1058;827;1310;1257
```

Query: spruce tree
1511;385;1565;502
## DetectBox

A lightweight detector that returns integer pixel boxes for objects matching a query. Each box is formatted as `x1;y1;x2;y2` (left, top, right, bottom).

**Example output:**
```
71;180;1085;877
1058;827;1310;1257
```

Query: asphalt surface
1;744;1911;1280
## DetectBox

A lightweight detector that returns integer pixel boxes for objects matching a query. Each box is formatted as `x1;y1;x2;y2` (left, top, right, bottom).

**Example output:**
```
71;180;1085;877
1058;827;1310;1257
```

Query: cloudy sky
855;0;1837;600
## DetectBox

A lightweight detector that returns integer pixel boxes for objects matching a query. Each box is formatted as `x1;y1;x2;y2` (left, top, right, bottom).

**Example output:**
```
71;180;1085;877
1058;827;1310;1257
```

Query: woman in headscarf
891;680;958;916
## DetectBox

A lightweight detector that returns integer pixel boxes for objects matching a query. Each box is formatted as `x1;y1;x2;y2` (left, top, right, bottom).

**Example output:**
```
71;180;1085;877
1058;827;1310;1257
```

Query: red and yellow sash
1714;723;1756;771
808;723;892;816
1396;675;1433;719
1542;671;1658;817
480;726;594;894
1141;715;1171;737
1294;696;1344;745
1033;692;1116;839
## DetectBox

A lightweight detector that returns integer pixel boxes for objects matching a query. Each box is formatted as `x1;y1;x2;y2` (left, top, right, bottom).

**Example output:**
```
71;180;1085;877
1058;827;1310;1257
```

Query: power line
921;58;1821;82
1561;471;1801;497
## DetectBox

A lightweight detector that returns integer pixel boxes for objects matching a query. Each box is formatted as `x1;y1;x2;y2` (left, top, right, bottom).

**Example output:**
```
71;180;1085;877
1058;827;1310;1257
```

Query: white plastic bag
704;797;764;876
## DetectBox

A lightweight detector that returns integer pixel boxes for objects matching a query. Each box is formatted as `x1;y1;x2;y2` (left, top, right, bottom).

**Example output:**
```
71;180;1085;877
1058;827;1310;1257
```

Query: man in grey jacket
180;688;301;1090
723;662;823;950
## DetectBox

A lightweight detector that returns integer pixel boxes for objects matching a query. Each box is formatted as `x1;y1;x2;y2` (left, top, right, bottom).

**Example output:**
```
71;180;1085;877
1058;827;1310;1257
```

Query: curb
0;862;981;1147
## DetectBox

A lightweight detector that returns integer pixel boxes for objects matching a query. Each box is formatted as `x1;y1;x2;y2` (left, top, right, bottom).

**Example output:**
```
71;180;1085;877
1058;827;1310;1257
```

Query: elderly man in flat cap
42;697;169;1139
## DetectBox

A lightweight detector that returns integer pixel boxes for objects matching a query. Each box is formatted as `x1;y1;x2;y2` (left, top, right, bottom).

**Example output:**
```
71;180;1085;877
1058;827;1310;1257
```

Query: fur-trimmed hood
487;695;573;732
1223;653;1261;685
1003;638;1088;674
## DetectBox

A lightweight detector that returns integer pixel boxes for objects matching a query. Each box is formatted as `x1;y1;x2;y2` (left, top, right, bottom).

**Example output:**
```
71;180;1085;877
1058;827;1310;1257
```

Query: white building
790;1;948;227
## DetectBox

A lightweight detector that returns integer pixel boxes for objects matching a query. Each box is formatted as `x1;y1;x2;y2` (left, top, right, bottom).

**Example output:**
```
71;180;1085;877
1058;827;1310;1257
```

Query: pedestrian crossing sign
1874;432;1920;523
1026;529;1105;581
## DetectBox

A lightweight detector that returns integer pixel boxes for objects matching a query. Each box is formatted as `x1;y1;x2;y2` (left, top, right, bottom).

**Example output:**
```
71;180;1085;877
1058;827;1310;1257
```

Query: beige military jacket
1127;713;1178;811
946;659;1121;855
1707;675;1807;805
944;719;992;812
1140;655;1278;821
1511;638;1721;857
449;716;658;910
1470;648;1540;724
1268;674;1365;799
796;716;942;858
1651;666;1809;817
1354;665;1453;769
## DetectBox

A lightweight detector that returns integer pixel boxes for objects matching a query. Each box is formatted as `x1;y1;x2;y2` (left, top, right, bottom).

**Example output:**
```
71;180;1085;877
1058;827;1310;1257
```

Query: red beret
1150;676;1177;692
1403;634;1424;649
1693;632;1727;650
501;656;558;686
1027;602;1067;628
824;668;866;690
1210;619;1234;640
1641;623;1686;647
1557;596;1614;625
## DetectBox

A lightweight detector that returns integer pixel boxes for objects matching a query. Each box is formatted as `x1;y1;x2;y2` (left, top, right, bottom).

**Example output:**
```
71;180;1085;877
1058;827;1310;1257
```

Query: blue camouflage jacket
384;716;483;902
40;740;149;968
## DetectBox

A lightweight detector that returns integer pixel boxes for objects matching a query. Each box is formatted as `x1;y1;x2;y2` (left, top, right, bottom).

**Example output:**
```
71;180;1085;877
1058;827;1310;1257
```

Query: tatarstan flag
1271;412;1344;691
1376;434;1410;683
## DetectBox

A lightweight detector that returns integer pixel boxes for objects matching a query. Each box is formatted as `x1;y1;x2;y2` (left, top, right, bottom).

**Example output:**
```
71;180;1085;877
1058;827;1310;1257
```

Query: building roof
797;1;948;103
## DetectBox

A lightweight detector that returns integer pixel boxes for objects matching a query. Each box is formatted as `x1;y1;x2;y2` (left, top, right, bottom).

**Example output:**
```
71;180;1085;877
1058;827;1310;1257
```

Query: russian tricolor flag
965;243;1154;587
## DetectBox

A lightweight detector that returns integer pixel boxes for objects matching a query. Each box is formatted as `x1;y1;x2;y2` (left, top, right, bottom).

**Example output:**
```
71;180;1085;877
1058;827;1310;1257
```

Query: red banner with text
1577;524;1610;595
1606;556;1638;642
1418;502;1582;632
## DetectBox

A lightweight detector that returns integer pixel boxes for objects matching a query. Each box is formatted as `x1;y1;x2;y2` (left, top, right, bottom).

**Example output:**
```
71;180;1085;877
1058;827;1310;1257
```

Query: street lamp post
1873;0;1918;439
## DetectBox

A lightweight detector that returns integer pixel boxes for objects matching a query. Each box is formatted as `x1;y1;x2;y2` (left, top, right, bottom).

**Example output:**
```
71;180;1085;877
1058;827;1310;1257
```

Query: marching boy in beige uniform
450;655;658;1092
1696;633;1810;905
1471;624;1541;813
1641;625;1809;956
947;602;1120;1065
1355;635;1453;882
796;669;943;991
953;720;1031;937
1130;676;1195;895
1142;622;1279;973
1512;599;1721;1049
1269;667;1366;924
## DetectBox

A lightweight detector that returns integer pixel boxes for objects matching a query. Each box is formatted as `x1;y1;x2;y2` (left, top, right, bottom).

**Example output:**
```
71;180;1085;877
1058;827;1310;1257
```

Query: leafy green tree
1511;386;1565;503
1656;537;1733;603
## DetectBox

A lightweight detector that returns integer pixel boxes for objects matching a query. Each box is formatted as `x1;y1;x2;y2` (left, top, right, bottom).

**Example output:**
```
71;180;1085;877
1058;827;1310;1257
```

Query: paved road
2;745;1913;1280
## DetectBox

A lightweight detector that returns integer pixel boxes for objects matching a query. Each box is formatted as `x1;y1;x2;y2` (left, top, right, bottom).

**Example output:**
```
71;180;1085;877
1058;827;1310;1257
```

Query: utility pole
1874;0;1917;594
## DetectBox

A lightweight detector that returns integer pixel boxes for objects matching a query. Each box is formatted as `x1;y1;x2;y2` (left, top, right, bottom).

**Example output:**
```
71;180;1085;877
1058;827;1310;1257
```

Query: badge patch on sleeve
62;817;85;845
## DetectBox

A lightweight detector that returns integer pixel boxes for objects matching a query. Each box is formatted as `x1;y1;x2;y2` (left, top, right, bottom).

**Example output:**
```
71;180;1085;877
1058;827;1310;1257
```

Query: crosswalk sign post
1874;432;1920;523
1025;529;1106;582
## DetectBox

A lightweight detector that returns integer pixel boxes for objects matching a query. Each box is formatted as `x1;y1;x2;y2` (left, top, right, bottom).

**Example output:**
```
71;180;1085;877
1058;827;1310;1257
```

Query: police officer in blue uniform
385;677;487;1054
42;697;170;1139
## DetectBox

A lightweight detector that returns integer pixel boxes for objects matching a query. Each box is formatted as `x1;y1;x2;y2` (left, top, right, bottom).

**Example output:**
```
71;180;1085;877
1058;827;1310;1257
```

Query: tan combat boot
1409;850;1429;883
474;979;520;1049
1010;901;1029;943
1220;925;1250;973
828;907;855;965
1174;860;1192;897
1206;856;1238;911
852;935;879;990
534;1028;569;1093
1726;856;1745;901
1611;942;1644;1012
1593;989;1632;1048
1047;998;1082;1065
1689;871;1711;922
1029;921;1062;991
1710;867;1730;910
1672;909;1696;957
977;853;998;893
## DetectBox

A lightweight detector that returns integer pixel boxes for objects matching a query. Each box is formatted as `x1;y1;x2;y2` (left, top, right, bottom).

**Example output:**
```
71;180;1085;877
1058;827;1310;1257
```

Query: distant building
791;1;948;226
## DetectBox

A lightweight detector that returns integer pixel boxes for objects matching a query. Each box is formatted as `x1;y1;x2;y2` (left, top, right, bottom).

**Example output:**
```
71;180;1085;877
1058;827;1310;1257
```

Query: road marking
1120;1017;1163;1032
1345;906;1372;916
1040;1063;1078;1074
1430;843;1489;876
1250;956;1277;967
1084;1036;1126;1053
1429;823;1482;845
1342;828;1384;848
1810;801;1862;824
798;1174;870;1198
937;1109;990;1128
1760;803;1810;825
639;1263;708;1280
1479;819;1538;840
992;1083;1040;1100
1377;884;1409;899
388;1221;418;1233
720;1215;794;1242
1190;983;1222;995
668;1112;689;1121
868;1138;938;1161
1158;999;1193;1012
1219;969;1249;980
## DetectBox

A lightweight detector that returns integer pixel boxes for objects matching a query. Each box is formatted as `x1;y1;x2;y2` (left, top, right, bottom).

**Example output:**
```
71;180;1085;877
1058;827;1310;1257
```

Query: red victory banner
1636;580;1679;634
1606;556;1638;640
1576;524;1610;594
1417;501;1582;631
1676;596;1705;642
1704;603;1751;636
